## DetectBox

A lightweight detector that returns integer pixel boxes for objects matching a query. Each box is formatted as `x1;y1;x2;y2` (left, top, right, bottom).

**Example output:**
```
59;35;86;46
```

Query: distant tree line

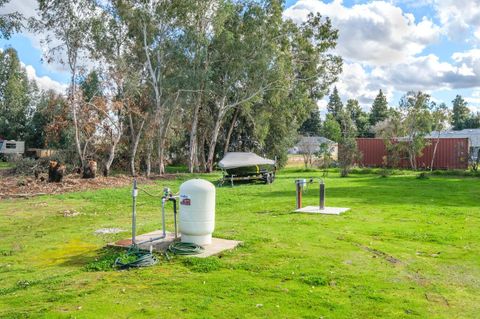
299;89;479;140
298;87;480;172
0;0;343;176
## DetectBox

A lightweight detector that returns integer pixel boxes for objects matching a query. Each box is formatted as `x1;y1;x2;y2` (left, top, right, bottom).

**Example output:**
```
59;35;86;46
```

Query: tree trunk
103;126;123;177
223;107;240;155
430;136;440;171
188;91;204;173
198;134;207;172
103;145;115;177
206;115;225;173
69;60;84;169
409;150;417;170
146;140;153;177
206;99;227;173
128;114;146;177
189;103;201;173
158;146;165;175
157;107;175;175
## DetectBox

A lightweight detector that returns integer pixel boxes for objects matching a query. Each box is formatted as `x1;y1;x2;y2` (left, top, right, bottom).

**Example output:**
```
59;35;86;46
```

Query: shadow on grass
59;247;124;271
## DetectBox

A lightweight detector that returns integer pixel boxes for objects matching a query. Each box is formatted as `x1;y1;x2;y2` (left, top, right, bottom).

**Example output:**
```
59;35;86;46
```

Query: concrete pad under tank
108;231;242;258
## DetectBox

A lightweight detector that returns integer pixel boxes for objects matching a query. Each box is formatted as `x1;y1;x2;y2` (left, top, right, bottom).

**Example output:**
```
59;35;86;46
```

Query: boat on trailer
218;152;276;186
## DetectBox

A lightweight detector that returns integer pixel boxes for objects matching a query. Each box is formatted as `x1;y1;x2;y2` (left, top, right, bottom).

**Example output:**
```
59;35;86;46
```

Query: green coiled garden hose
168;242;204;255
114;245;158;269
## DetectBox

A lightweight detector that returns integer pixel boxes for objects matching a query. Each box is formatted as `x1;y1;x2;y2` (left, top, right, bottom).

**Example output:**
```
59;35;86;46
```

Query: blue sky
1;0;480;113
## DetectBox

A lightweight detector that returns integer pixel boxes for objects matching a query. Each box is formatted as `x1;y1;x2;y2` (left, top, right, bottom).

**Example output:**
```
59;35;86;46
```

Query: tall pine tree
326;87;343;120
369;89;388;126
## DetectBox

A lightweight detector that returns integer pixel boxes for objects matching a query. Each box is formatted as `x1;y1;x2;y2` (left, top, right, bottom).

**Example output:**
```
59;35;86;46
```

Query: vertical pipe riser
320;182;325;210
132;179;138;245
295;181;302;209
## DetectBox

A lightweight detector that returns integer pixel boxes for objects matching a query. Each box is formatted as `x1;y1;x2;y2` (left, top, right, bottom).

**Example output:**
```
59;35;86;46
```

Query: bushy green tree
26;90;71;149
337;109;358;177
322;113;341;142
451;95;470;130
346;98;370;137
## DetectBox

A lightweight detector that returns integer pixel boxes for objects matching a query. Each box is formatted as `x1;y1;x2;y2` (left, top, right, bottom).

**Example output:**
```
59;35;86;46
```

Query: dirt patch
0;173;171;199
425;292;450;306
354;243;403;265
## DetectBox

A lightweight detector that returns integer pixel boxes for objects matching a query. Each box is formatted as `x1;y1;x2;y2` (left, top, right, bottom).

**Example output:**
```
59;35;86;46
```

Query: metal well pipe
295;180;303;209
131;178;138;245
161;198;166;237
169;197;178;239
319;180;325;210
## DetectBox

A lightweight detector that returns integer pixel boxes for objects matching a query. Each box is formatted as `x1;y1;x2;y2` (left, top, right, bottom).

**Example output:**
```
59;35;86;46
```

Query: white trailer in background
0;140;25;155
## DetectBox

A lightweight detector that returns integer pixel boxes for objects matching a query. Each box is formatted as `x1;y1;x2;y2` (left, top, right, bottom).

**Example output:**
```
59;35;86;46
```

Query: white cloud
22;63;67;93
434;0;480;41
465;89;480;112
284;0;440;66
283;0;480;108
364;49;480;94
0;0;37;19
334;62;393;106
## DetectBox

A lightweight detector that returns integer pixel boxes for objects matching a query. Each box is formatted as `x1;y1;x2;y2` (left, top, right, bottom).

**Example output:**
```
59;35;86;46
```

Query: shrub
13;157;39;176
416;172;429;180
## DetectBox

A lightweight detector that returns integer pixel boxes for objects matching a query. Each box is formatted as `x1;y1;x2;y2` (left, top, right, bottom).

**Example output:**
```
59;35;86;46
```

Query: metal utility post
319;180;325;210
161;187;170;238
131;178;138;245
295;179;304;209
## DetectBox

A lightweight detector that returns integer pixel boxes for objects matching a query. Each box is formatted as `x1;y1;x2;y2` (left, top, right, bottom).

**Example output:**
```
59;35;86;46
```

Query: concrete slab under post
294;206;350;215
108;231;242;258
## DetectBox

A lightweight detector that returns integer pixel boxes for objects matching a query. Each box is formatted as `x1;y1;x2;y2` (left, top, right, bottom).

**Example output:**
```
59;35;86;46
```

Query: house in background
427;129;480;161
289;136;338;160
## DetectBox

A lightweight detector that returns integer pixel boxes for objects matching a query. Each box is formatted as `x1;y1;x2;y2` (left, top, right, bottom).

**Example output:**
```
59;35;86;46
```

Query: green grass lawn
0;162;13;170
0;169;479;318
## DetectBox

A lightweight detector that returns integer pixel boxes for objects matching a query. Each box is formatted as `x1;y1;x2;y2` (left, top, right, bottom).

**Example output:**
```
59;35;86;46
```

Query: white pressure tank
179;179;215;245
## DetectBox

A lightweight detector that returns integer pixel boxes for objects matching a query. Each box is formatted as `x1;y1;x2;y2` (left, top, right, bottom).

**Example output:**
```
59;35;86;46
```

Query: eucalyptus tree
222;8;342;168
89;1;140;175
263;11;341;166
117;0;186;175
202;1;274;172
398;91;433;170
430;102;450;171
33;0;98;169
175;0;218;173
0;48;33;140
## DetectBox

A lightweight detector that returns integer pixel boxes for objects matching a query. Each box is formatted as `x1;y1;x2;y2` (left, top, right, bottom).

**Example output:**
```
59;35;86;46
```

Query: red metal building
356;138;469;170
